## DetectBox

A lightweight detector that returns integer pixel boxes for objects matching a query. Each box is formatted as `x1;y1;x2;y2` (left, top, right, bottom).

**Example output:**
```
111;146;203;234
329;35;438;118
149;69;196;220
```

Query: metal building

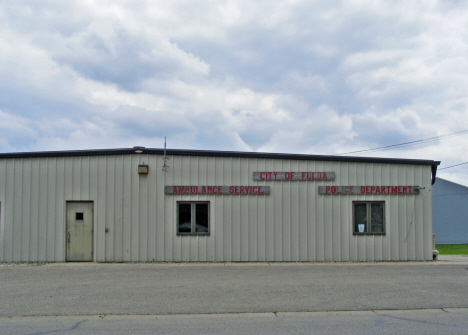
432;178;468;244
0;148;440;262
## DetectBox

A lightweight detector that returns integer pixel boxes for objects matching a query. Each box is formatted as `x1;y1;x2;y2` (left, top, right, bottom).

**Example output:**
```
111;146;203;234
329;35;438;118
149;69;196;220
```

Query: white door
66;202;93;262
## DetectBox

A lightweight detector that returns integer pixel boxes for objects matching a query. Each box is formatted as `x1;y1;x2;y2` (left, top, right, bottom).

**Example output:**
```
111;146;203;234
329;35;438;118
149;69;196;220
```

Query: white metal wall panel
0;153;434;262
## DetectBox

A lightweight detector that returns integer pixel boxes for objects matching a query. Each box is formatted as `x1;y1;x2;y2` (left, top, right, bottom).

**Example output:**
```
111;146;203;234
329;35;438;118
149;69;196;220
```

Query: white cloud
1;1;468;183
258;105;353;154
0;110;38;151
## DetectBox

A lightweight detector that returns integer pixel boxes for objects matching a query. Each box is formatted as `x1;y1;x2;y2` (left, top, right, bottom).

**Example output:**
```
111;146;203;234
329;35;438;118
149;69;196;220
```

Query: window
177;202;210;235
353;201;385;235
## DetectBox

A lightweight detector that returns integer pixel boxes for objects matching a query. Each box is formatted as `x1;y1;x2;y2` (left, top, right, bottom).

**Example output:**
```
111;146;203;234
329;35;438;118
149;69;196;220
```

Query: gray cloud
1;1;468;184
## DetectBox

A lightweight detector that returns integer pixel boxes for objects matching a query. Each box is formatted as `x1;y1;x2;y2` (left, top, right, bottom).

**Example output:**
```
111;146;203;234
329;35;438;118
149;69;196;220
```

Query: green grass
435;244;468;255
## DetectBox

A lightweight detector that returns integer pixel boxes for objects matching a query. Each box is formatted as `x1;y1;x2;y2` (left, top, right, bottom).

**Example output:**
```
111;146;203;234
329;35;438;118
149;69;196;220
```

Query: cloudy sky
1;1;468;185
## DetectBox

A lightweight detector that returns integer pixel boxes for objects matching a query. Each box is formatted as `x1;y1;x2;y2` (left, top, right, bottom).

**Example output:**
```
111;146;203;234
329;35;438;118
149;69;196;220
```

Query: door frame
65;201;94;262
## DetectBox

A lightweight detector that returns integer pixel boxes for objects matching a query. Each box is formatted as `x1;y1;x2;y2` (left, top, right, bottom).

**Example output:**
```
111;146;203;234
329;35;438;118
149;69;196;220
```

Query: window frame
352;201;386;236
176;201;210;236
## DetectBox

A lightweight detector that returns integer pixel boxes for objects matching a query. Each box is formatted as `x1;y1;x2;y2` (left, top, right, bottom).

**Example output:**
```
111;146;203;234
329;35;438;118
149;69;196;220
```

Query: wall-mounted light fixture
138;164;149;174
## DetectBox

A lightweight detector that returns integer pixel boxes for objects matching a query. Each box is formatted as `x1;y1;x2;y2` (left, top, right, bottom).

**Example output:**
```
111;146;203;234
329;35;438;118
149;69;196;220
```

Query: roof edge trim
0;147;441;167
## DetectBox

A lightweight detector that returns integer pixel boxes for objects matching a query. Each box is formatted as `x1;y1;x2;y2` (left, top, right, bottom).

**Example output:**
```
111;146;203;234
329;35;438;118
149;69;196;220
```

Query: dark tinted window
370;203;384;233
195;203;209;233
354;203;367;233
177;202;210;235
354;201;385;235
178;204;192;233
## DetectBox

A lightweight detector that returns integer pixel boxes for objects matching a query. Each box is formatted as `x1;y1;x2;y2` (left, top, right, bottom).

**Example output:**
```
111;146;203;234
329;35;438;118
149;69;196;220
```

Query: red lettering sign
318;186;420;195
253;172;335;181
166;186;270;195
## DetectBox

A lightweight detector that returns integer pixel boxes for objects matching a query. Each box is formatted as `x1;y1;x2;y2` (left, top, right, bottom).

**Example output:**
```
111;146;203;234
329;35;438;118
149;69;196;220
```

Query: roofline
434;177;468;189
0;147;441;184
0;147;441;166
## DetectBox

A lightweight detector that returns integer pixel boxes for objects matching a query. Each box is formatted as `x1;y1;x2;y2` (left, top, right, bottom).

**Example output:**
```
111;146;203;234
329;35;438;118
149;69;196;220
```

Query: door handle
67;231;70;243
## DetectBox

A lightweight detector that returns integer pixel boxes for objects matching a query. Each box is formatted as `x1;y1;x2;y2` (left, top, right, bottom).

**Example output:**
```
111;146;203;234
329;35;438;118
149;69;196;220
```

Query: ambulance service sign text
165;186;270;195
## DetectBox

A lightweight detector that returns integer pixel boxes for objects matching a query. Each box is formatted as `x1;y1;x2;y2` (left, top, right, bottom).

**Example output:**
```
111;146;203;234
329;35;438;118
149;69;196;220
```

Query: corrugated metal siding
433;179;468;244
0;153;434;262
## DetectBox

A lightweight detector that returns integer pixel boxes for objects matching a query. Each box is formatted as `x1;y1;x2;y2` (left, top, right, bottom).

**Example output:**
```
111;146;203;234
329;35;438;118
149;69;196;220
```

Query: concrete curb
2;258;468;268
1;308;467;322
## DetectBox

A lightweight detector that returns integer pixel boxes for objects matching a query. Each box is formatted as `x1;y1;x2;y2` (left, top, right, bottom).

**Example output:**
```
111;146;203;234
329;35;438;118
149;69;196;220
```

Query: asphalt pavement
0;256;467;318
2;309;468;335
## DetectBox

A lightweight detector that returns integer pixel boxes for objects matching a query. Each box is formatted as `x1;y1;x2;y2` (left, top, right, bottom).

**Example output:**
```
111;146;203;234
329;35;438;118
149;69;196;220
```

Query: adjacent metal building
432;178;468;244
0;148;440;262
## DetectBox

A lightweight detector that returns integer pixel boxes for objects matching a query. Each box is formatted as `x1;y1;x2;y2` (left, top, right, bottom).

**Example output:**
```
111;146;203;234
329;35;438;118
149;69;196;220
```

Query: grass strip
435;244;468;255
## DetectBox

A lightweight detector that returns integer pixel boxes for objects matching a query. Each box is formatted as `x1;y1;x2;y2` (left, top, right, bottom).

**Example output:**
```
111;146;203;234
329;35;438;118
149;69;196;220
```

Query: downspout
431;163;440;185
